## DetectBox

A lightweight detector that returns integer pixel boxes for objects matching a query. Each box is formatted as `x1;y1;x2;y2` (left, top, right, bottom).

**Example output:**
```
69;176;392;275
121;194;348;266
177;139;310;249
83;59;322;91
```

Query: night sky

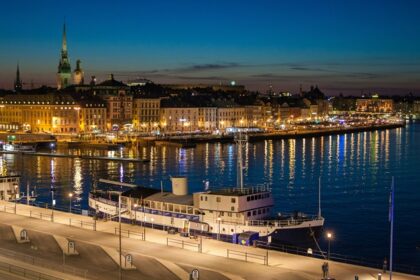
1;0;419;95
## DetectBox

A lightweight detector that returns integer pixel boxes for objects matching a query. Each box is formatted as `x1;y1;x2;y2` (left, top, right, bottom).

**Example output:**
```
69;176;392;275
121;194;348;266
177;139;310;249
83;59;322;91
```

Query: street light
326;231;333;260
133;203;138;225
217;217;221;240
13;184;18;214
68;193;73;213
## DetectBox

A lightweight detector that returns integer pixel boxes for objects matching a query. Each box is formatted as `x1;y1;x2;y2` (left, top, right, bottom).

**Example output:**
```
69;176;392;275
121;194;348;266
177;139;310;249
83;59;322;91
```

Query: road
0;202;418;280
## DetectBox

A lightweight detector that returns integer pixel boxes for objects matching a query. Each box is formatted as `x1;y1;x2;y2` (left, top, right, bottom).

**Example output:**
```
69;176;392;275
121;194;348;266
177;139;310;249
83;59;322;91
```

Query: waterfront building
198;107;218;131
0;93;79;133
216;106;247;130
356;96;394;113
160;106;199;133
77;96;107;133
132;98;161;132
93;74;133;130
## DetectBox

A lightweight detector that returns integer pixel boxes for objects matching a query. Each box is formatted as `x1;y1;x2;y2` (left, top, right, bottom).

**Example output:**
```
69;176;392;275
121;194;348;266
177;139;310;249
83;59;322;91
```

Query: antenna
318;176;322;218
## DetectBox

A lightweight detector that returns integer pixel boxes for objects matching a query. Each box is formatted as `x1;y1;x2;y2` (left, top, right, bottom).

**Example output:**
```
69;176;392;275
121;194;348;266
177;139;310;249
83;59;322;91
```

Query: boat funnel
170;176;188;196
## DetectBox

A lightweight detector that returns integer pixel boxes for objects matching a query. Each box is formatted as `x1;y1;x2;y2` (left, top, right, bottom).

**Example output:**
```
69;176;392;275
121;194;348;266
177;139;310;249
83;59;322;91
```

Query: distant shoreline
155;123;405;144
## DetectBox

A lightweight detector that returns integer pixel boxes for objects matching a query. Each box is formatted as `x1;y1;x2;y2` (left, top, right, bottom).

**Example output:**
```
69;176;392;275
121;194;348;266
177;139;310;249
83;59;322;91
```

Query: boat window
216;197;221;203
231;229;234;232
228;212;232;217
220;212;224;216
222;228;225;232
252;210;256;215
205;196;208;201
210;227;213;230
231;198;236;203
247;196;250;201
247;212;251;217
200;196;203;201
231;206;235;211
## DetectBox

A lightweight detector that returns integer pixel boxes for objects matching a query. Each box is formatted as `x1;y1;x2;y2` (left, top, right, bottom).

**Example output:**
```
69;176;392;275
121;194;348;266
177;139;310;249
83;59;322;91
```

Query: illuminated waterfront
1;122;419;270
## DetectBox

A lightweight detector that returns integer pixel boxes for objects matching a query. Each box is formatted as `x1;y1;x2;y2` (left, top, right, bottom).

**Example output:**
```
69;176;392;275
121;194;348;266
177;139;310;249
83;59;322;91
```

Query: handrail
0;247;88;278
256;241;420;275
226;249;268;265
0;260;64;280
166;238;201;252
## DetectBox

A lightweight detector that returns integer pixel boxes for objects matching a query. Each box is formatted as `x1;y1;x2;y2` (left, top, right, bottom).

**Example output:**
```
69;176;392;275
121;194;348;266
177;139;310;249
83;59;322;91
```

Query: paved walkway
0;201;419;280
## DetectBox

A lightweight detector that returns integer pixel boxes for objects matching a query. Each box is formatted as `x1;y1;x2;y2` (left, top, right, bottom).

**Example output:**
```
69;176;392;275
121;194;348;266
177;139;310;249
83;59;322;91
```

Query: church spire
14;63;22;92
57;22;71;90
62;23;67;52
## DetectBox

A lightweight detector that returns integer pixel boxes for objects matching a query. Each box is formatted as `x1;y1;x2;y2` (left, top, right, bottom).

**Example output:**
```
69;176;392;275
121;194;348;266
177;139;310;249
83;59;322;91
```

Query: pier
0;201;418;280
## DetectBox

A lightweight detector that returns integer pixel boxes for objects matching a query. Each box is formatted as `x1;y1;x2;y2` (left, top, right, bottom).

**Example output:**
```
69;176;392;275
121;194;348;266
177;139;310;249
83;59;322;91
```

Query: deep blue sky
0;0;419;95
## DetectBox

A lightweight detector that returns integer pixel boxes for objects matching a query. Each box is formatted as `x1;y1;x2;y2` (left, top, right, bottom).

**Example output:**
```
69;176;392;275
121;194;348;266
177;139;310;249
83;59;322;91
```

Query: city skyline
1;0;420;95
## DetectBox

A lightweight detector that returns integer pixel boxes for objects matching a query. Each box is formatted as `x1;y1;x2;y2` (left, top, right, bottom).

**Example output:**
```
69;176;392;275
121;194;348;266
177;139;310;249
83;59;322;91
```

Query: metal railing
0;260;64;280
0;247;88;279
166;238;201;252
256;241;420;275
114;227;145;240
226;249;268;265
30;210;53;221
69;219;96;231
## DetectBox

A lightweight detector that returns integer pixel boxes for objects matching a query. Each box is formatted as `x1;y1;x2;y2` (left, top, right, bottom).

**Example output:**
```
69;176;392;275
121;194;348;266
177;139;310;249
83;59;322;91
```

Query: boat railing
214;185;271;195
247;215;322;227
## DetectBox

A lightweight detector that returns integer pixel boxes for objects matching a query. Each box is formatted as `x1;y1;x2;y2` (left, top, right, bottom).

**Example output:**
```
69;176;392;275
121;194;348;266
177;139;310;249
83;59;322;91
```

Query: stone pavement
0;201;419;280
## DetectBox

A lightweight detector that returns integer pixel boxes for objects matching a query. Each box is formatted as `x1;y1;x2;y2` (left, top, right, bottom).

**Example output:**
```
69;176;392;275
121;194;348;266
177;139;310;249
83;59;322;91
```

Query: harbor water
1;121;419;270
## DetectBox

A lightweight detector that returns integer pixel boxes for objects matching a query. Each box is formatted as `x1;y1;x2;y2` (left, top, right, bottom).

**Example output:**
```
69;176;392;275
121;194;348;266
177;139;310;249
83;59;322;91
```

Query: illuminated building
78;97;107;133
132;98;161;132
0;94;79;133
356;96;394;113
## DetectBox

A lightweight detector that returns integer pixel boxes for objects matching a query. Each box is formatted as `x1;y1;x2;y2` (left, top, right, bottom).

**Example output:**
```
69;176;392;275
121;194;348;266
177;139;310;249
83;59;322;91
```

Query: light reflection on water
0;123;419;269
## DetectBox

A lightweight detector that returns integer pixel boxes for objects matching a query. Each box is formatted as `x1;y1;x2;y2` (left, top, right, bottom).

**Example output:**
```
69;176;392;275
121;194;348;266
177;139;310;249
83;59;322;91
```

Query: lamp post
68;193;73;213
133;203;137;225
217;217;221;240
326;232;333;260
118;193;122;280
13;184;18;214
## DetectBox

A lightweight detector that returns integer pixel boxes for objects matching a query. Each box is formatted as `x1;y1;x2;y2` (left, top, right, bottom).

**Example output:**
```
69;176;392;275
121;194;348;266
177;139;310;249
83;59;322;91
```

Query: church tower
14;64;23;92
73;59;84;85
57;23;71;90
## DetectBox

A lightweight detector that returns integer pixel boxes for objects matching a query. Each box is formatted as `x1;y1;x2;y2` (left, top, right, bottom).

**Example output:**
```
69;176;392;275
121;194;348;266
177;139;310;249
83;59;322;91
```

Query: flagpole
389;176;395;280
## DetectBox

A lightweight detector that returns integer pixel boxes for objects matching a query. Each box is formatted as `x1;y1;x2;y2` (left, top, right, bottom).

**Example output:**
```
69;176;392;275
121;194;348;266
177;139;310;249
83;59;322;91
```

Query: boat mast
236;132;247;191
318;176;322;218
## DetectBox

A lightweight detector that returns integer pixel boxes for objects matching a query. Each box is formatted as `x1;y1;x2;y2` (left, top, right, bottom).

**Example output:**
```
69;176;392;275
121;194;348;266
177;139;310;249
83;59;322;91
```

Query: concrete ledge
11;225;30;244
101;246;136;270
53;235;79;256
156;258;189;280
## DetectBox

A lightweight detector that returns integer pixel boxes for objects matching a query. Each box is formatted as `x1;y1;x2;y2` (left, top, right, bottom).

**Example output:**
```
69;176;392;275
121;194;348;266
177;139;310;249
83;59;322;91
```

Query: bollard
378;273;382;280
355;275;359;280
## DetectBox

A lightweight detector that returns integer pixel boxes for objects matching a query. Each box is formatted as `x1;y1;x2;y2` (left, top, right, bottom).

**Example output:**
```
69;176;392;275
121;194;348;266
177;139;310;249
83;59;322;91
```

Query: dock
0;201;418;280
0;151;150;163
